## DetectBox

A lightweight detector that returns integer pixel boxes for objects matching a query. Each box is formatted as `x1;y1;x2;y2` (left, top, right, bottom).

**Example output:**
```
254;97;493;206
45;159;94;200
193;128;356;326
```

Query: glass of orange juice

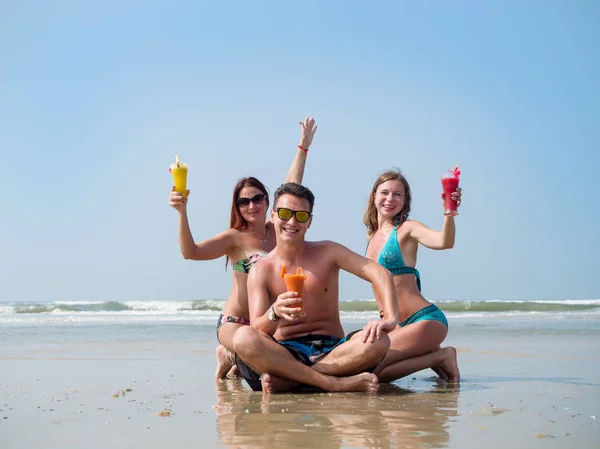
281;266;307;317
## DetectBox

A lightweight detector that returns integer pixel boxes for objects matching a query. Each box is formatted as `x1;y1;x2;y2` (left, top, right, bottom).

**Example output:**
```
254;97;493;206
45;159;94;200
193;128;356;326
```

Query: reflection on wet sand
215;380;460;449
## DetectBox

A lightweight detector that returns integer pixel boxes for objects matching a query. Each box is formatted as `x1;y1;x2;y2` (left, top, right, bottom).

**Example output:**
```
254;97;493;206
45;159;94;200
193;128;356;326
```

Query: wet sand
1;325;599;449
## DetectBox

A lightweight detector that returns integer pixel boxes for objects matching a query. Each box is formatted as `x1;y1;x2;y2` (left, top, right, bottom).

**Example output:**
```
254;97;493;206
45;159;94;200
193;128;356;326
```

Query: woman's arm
285;117;318;184
407;217;455;250
407;188;462;250
169;188;234;260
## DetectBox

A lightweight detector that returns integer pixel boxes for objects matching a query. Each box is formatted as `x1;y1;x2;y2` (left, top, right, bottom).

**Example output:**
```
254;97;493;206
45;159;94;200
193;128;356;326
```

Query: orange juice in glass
281;266;307;317
169;154;188;197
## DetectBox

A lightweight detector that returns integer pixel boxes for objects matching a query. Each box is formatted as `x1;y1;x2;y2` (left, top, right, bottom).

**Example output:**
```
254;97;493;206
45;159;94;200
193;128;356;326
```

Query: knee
374;332;391;356
362;332;390;361
232;326;261;358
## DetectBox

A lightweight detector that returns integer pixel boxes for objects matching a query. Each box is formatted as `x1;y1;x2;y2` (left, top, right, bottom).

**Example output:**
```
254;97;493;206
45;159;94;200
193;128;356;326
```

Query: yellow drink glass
170;162;188;197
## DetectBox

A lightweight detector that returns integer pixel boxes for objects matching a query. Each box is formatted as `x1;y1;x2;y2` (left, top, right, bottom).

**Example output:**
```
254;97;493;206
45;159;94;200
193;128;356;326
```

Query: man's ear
306;215;313;229
270;208;275;223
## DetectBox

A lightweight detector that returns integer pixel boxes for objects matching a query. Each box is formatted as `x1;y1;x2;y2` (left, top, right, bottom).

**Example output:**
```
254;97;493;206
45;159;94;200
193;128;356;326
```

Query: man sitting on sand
233;182;399;393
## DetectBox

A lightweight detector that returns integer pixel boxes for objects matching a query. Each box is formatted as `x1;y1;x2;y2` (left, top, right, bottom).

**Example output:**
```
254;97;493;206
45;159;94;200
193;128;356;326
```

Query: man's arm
248;262;303;335
247;263;278;335
328;242;398;340
329;242;398;322
362;259;399;322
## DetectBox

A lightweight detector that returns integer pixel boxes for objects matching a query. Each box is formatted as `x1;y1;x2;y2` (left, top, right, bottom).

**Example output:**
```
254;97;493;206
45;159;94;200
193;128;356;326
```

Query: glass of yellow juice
170;156;188;197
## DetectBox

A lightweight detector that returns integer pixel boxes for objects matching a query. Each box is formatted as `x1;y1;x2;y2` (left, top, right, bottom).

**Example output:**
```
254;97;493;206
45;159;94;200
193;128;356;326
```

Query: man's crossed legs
233;326;388;393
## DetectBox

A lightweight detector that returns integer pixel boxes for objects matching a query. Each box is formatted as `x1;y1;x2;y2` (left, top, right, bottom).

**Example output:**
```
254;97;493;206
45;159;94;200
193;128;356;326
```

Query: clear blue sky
1;1;598;303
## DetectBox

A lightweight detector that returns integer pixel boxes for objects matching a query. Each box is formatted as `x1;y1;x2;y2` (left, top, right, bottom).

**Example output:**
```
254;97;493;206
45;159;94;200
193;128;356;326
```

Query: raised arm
284;117;318;184
329;242;398;338
407;218;455;250
407;188;462;250
169;188;235;260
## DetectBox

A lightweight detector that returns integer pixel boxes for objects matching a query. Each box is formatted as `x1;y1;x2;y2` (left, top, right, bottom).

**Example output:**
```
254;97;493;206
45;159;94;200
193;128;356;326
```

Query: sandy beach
1;310;599;449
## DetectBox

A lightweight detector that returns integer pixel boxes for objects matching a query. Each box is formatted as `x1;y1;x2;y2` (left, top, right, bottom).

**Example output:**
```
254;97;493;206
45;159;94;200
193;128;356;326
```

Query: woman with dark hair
363;169;462;383
169;118;318;379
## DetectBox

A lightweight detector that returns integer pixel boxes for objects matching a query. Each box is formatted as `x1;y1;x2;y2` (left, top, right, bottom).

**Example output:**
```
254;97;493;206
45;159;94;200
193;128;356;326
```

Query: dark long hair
363;169;412;236
225;177;270;269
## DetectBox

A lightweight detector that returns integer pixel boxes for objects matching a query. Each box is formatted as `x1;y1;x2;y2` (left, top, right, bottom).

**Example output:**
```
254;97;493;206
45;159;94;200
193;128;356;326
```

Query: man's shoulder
249;252;277;276
306;239;342;249
305;240;352;256
254;251;278;267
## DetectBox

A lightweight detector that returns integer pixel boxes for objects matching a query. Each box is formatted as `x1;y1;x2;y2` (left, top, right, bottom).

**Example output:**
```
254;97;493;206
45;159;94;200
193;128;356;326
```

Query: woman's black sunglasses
236;193;267;208
276;207;311;223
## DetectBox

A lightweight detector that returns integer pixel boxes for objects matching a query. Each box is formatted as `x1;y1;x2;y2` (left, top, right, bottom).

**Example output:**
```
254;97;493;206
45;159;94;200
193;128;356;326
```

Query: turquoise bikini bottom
399;304;448;328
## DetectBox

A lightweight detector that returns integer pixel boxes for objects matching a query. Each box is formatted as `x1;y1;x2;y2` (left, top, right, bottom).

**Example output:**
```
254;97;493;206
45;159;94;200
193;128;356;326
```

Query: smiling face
237;186;268;225
375;179;406;221
363;170;412;235
270;193;312;242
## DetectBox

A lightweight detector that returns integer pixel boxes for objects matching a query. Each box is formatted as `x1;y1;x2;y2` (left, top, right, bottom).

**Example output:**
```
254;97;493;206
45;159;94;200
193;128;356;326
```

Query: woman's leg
374;320;459;382
216;322;244;379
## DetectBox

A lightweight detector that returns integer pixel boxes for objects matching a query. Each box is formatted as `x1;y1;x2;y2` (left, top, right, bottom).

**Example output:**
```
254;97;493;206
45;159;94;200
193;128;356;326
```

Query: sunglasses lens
277;208;293;220
237;194;266;207
295;211;310;223
252;194;266;204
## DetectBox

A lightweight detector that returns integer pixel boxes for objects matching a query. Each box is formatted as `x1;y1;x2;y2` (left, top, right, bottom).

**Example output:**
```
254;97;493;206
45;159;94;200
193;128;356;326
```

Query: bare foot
226;364;241;379
431;366;449;380
215;345;234;379
429;346;448;379
261;373;299;394
434;347;460;382
330;373;380;393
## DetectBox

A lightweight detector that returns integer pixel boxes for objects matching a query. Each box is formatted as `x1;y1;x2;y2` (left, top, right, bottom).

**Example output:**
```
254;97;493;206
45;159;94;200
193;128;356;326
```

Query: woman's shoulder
398;219;426;229
216;228;245;252
397;219;429;237
221;227;242;239
227;226;270;252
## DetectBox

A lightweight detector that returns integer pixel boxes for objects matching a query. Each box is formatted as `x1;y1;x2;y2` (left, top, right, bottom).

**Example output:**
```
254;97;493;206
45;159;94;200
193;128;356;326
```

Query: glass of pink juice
441;166;461;216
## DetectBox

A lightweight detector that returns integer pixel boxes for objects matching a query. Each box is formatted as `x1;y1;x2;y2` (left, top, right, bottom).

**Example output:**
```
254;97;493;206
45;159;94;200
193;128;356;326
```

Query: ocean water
2;299;600;375
2;299;600;346
2;298;600;325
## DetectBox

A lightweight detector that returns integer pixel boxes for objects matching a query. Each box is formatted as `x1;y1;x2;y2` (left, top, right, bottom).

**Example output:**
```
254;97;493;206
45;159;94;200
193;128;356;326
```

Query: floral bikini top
232;251;268;274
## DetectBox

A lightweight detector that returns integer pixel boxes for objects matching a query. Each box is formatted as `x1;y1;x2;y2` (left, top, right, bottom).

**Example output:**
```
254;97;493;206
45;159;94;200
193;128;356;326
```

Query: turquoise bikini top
232;251;268;274
367;226;422;291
